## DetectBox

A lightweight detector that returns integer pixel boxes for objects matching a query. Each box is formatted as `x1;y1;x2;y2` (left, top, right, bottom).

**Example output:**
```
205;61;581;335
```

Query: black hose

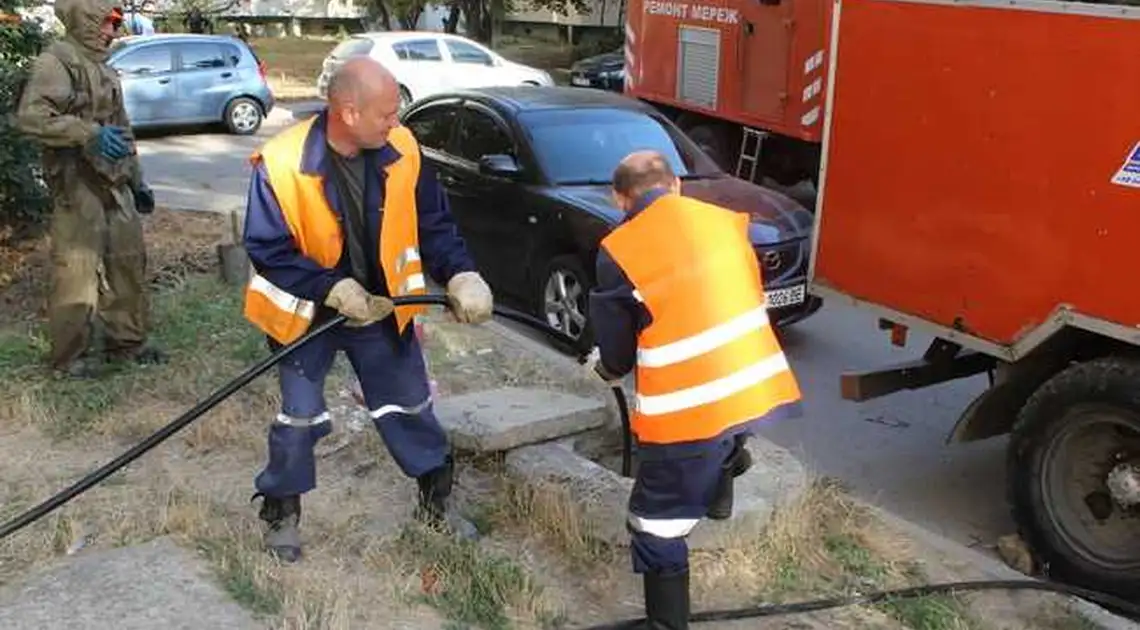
577;579;1140;628
1;295;1136;628
0;296;581;541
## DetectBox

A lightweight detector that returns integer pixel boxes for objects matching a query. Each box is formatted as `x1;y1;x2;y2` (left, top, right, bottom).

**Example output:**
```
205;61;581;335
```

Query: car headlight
599;68;624;80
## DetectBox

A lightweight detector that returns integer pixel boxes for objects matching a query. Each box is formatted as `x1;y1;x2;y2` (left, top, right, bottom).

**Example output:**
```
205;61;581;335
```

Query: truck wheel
1008;356;1140;600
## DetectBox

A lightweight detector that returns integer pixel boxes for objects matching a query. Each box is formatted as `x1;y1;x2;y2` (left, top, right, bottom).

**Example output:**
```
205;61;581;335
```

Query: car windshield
517;107;723;186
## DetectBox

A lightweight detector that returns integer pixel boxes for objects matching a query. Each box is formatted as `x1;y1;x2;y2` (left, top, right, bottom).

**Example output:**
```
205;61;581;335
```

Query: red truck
809;0;1140;601
623;0;833;199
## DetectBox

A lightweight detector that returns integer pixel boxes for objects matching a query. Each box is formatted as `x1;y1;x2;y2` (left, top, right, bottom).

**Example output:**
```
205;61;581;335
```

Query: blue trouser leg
254;333;337;498
343;324;450;479
627;439;735;575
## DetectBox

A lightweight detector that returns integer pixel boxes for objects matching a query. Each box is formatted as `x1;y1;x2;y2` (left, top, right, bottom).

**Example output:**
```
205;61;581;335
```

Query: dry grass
247;36;335;101
0;213;1093;630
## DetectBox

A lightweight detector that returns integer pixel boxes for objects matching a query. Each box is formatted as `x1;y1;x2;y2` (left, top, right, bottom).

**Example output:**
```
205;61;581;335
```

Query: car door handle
221;72;233;78
158;77;171;84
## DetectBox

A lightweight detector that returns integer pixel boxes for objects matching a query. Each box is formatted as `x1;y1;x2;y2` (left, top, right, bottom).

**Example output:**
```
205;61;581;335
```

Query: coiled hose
0;294;1135;626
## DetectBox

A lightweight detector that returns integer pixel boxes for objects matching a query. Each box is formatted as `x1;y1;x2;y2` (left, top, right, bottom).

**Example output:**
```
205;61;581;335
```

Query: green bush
0;2;52;234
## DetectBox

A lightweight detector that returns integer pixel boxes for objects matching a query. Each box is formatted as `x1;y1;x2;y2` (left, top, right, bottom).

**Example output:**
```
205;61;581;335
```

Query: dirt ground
0;211;1097;630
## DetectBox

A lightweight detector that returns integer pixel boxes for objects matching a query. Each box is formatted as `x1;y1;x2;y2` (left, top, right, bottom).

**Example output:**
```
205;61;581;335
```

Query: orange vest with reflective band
600;193;802;445
242;117;428;344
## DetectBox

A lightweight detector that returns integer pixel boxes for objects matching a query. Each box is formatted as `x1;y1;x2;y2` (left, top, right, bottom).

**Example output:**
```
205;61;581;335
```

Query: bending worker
241;56;493;562
586;151;803;629
16;0;162;379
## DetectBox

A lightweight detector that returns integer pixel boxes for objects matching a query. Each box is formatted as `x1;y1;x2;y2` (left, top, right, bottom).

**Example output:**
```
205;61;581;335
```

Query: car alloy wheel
225;97;262;135
543;267;587;341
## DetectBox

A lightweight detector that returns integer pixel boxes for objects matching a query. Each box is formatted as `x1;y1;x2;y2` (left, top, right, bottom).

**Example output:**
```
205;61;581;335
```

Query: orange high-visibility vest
242;117;428;344
600;192;802;445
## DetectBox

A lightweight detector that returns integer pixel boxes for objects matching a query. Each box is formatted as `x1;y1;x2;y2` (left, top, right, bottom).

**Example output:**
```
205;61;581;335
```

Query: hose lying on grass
0;295;1135;627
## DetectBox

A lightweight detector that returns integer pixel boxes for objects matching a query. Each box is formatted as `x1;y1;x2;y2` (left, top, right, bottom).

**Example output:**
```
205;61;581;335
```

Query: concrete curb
872;507;1139;630
485;320;1139;630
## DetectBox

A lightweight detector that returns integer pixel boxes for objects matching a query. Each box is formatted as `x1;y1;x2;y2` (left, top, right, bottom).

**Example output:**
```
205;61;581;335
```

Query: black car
400;86;822;351
568;49;625;92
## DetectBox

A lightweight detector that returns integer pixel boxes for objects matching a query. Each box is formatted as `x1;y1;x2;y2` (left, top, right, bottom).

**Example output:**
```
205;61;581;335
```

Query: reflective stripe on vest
600;193;802;445
242;117;428;344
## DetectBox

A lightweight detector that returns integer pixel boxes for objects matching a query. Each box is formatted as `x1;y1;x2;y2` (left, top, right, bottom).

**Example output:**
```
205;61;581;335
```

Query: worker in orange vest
585;150;804;629
241;57;493;562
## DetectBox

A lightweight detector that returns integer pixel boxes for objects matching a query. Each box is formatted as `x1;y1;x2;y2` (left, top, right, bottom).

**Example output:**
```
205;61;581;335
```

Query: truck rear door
737;0;793;122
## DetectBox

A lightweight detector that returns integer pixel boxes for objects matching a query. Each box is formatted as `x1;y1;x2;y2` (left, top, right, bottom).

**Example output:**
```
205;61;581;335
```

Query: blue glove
95;125;131;160
134;182;155;214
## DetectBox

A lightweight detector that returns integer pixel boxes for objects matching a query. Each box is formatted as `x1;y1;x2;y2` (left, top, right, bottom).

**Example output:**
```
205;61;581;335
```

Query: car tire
1007;356;1140;602
398;85;413;111
224;96;263;135
536;255;595;354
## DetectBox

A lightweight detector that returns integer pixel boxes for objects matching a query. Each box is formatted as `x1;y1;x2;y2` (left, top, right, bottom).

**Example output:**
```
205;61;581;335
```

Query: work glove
446;271;493;324
324;278;395;327
93;125;132;161
134;181;155;214
583;347;622;385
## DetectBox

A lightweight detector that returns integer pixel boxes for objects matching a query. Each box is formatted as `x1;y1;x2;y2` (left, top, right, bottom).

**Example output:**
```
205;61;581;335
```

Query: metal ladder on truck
735;127;769;183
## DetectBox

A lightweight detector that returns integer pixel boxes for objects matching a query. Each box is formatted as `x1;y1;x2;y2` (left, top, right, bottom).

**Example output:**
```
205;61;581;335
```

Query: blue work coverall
589;186;802;576
243;112;477;498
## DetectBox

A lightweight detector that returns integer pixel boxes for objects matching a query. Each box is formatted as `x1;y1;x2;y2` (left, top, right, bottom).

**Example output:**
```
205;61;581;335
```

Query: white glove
325;278;394;326
446;271;493;324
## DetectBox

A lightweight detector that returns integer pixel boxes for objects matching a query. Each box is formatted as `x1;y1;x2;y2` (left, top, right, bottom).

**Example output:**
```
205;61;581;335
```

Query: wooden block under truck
809;0;1140;600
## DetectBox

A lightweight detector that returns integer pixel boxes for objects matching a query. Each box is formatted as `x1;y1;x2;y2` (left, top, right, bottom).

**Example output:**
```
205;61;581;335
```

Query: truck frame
809;0;1140;601
622;0;833;201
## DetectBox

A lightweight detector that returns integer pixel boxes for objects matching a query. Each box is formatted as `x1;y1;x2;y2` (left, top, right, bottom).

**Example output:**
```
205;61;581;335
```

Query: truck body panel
810;0;1140;357
623;0;831;143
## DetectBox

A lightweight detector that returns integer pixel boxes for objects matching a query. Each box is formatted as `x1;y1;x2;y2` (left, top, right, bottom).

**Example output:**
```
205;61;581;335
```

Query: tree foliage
0;0;52;233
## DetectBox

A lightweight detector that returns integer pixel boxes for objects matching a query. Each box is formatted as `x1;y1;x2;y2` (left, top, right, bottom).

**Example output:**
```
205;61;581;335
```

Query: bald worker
241;57;493;562
585;151;803;629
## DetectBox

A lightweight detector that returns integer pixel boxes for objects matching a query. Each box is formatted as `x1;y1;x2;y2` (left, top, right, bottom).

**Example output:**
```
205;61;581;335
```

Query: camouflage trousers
47;181;150;370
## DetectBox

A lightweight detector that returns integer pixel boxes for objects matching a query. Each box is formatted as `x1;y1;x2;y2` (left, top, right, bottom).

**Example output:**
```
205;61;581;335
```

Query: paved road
135;110;1015;555
136;101;323;214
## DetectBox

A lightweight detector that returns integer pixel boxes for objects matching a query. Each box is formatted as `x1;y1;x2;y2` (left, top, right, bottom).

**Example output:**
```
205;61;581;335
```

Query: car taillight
257;59;267;79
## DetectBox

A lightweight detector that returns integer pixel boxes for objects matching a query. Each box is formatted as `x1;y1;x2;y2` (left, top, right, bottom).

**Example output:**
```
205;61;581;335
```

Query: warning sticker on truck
1110;142;1140;188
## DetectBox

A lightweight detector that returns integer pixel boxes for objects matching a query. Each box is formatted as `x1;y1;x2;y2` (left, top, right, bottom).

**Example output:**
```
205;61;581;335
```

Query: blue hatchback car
107;33;275;135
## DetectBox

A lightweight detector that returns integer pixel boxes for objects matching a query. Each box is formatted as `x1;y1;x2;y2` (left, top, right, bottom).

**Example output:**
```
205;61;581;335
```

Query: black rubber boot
643;570;690;630
706;437;752;521
415;455;455;528
252;493;302;563
415;455;479;540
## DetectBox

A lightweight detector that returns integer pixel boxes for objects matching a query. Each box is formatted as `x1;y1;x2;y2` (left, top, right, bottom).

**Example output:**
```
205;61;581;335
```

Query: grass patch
247;36;333;100
0;275;267;439
391;523;564;630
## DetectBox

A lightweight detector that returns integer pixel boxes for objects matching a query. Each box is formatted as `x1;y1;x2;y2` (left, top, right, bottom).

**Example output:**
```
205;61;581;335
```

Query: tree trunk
444;3;460;32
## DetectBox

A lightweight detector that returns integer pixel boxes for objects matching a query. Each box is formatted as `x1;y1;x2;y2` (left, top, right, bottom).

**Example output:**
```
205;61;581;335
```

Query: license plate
571;76;591;86
765;284;806;309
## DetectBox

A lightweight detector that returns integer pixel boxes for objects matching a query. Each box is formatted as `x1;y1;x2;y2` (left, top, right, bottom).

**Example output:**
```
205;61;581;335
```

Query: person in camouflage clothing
16;0;165;378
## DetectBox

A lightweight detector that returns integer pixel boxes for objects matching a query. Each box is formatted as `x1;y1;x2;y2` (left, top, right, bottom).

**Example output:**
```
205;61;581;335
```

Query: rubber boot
414;455;479;540
706;437;752;521
252;493;302;563
643;570;690;630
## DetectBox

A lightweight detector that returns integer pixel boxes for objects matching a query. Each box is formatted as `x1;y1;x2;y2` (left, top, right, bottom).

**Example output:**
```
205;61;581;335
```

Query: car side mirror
478;154;521;178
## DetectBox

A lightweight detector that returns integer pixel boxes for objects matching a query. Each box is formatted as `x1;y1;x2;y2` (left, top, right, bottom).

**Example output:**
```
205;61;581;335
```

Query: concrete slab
0;537;264;630
435;386;611;453
505;435;810;551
